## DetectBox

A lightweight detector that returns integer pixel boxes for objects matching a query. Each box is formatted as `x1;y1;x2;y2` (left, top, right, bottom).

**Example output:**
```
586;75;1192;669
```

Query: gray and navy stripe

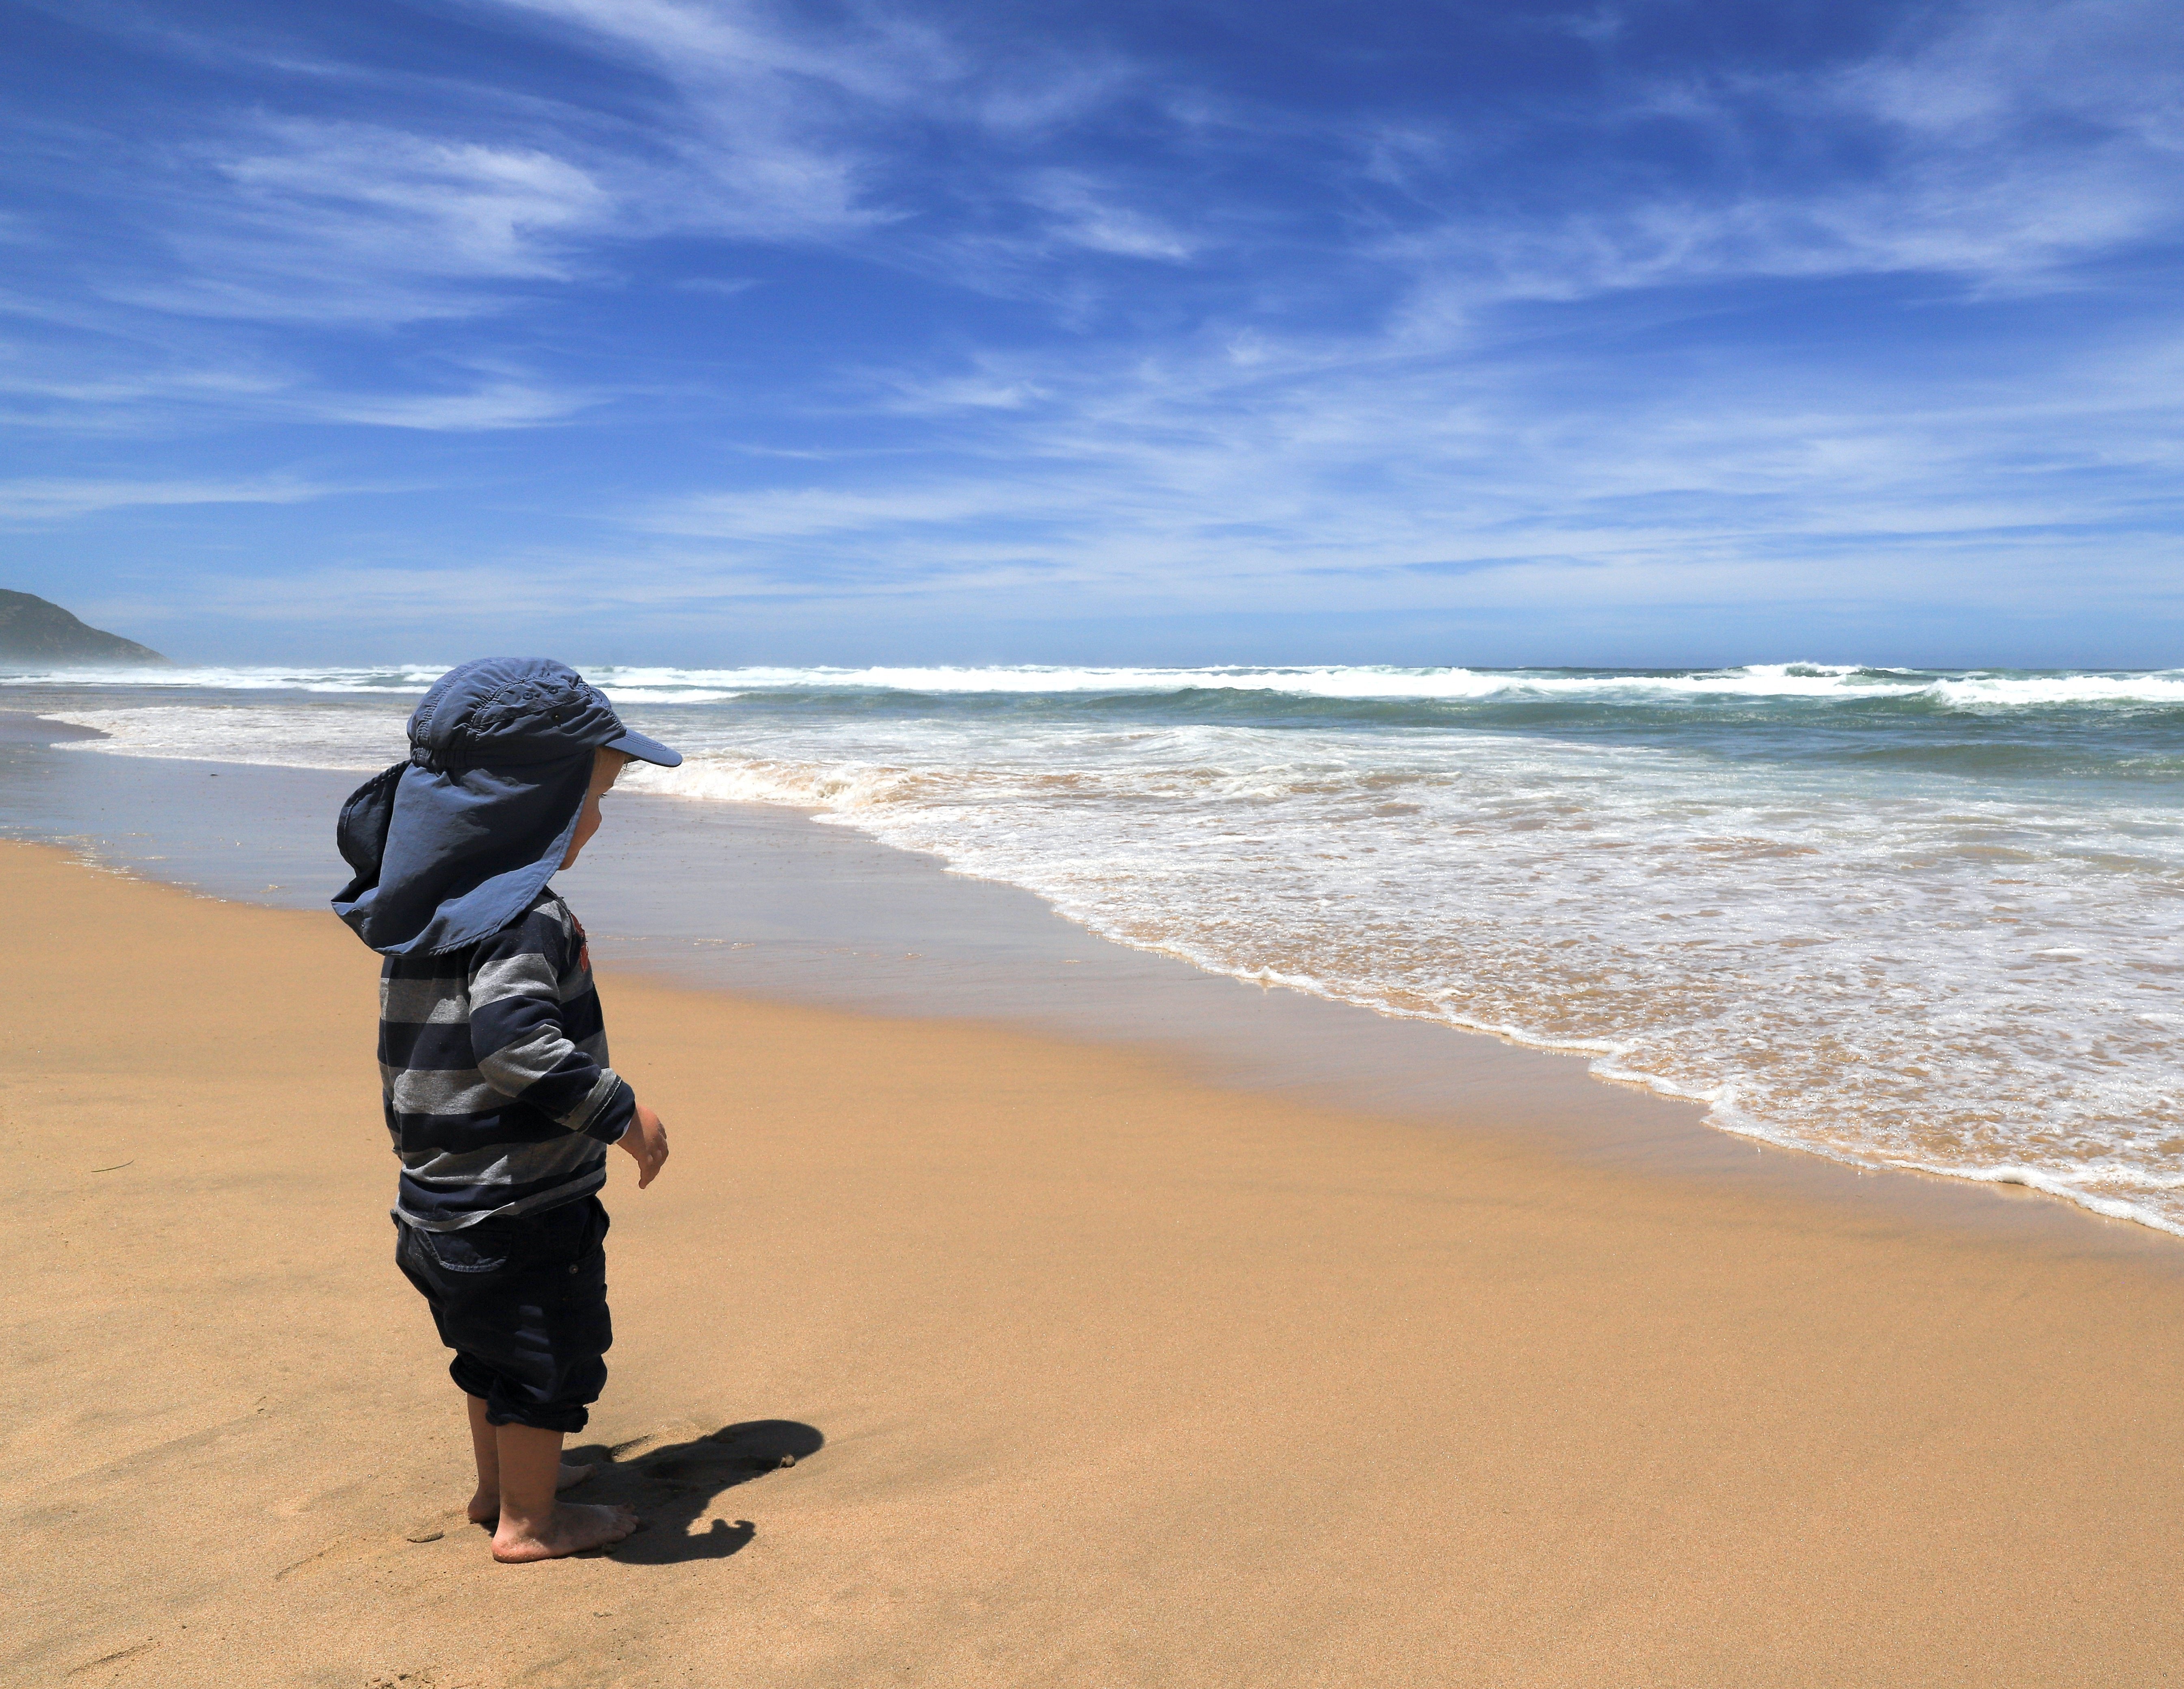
379;891;635;1230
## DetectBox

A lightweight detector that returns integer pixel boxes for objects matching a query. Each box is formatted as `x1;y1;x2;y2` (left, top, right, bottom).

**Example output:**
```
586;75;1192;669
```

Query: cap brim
604;726;683;768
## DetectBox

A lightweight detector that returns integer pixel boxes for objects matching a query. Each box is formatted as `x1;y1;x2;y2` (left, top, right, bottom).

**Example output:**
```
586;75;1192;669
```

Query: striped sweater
378;890;636;1230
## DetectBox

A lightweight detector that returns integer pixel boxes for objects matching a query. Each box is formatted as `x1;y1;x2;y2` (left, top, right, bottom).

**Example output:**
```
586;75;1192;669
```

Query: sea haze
9;662;2182;1233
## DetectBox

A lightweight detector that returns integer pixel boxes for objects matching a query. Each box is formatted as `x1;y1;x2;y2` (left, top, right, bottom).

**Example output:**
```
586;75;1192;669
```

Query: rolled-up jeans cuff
451;1352;596;1433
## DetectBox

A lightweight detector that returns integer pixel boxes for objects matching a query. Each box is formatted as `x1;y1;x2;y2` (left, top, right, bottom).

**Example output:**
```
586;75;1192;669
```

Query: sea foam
22;661;2184;1234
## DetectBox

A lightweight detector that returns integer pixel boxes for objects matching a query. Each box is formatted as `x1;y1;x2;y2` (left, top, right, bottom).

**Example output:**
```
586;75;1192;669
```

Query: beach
15;0;2183;1670
11;0;2180;1665
9;835;2183;1688
15;663;2184;1235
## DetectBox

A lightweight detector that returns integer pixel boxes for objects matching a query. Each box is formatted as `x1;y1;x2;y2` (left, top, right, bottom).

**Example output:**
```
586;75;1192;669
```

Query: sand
5;839;2182;1689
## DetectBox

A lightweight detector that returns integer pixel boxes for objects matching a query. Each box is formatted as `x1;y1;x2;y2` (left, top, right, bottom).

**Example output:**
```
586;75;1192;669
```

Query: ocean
7;661;2181;1233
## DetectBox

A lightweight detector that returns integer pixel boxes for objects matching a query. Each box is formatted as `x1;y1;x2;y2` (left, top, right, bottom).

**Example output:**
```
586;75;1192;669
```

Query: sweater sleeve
467;908;636;1144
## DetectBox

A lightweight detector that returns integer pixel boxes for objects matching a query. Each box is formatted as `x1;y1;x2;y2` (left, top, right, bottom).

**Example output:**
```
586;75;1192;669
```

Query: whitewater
10;661;2182;1233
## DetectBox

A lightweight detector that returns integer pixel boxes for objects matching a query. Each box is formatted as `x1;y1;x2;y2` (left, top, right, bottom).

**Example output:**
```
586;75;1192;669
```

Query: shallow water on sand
6;659;2181;1233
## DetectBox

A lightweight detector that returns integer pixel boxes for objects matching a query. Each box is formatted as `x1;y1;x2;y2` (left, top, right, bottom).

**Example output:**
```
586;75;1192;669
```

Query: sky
2;0;2181;667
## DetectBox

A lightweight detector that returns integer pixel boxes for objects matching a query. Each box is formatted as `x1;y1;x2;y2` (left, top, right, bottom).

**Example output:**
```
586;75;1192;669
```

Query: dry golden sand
4;839;2182;1688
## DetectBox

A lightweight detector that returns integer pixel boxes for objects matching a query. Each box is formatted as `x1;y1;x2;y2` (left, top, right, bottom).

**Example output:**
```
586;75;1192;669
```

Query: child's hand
618;1103;669;1189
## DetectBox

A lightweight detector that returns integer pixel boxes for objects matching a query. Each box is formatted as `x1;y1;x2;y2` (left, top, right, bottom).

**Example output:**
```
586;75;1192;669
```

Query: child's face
560;748;629;870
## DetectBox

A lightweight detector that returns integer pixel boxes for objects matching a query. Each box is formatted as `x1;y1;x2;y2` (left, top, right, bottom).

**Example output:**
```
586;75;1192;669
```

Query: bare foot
491;1501;640;1562
468;1461;595;1525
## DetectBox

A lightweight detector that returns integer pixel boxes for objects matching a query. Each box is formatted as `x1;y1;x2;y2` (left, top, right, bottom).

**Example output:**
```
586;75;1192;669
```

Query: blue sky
3;0;2180;666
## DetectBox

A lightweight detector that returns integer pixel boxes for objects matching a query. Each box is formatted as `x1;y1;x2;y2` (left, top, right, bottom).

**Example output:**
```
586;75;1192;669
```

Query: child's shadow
564;1419;824;1564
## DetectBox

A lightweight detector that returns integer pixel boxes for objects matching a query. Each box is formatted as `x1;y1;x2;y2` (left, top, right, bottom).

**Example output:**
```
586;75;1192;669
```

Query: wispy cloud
0;304;589;435
115;120;612;324
1360;4;2184;313
1019;171;1200;261
2;0;2180;655
0;475;338;521
618;282;2184;621
476;0;932;242
307;380;596;430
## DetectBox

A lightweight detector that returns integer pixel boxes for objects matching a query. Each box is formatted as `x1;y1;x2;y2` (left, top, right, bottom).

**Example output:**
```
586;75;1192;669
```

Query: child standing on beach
332;657;679;1562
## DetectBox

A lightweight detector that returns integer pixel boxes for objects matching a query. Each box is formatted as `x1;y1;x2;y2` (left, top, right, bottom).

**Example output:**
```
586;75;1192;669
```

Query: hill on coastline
0;589;167;666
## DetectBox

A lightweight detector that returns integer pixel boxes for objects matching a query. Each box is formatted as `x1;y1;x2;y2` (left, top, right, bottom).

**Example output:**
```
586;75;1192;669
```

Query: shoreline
2;721;2179;1259
8;836;2184;1686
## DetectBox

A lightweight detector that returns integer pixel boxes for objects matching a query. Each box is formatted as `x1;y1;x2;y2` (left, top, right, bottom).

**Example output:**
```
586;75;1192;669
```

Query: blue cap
406;657;681;772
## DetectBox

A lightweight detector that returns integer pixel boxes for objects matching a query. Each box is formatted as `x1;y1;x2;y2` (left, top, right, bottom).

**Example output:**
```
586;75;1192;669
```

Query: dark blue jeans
394;1196;612;1433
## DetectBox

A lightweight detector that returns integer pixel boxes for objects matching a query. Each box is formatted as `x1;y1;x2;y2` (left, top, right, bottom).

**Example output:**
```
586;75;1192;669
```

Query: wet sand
6;838;2184;1687
2;732;2168;1253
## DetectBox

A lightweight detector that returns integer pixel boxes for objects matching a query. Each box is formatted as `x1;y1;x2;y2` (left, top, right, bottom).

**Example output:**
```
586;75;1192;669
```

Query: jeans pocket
418;1224;515;1274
